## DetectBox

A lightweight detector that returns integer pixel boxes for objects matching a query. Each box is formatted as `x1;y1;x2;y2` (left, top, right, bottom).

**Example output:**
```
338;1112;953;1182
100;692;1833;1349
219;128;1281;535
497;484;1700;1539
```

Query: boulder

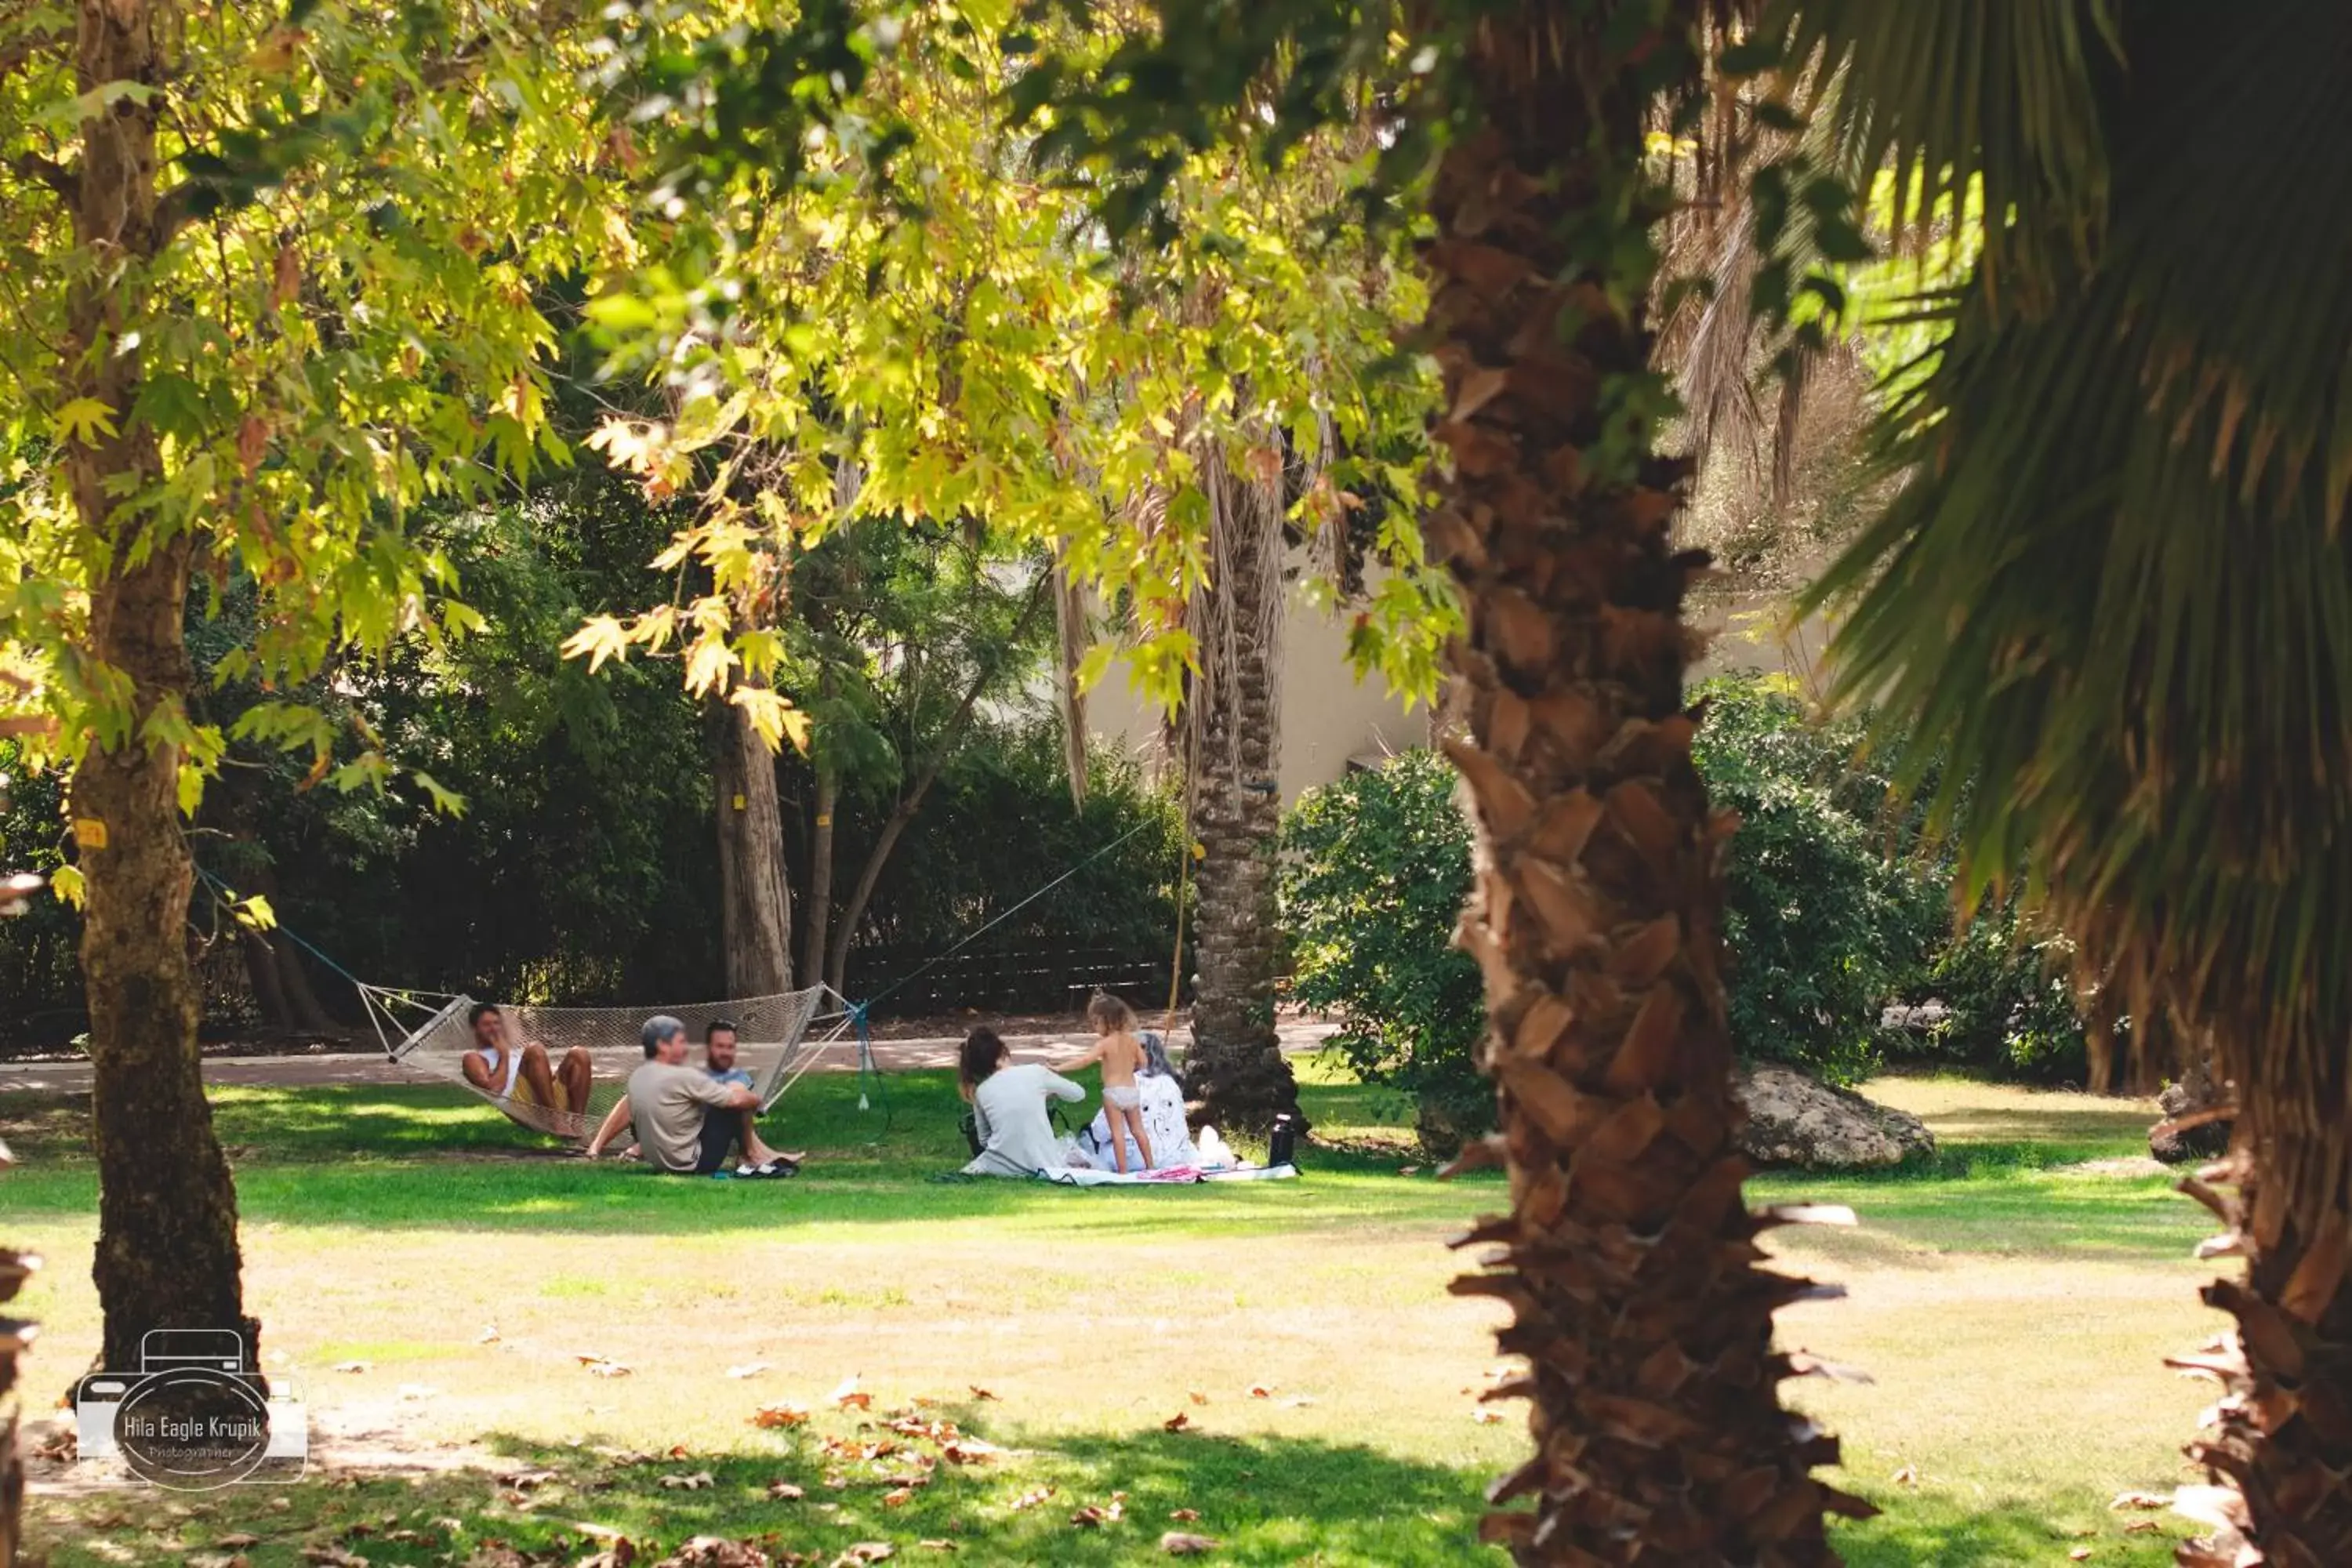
2151;1062;2233;1165
1735;1065;1936;1171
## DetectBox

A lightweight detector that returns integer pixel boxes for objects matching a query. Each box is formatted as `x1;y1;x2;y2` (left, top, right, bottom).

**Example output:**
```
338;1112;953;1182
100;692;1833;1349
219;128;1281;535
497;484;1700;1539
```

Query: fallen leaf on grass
1245;1384;1272;1400
1470;1410;1502;1425
494;1469;557;1491
1072;1505;1110;1528
768;1481;805;1501
578;1356;632;1379
1187;1391;1208;1406
1010;1486;1058;1512
968;1385;999;1401
217;1537;260;1550
660;1539;778;1567
2068;1550;2092;1563
658;1471;715;1490
298;1548;365;1566
477;1326;501;1345
726;1363;771;1380
1163;1412;1192;1433
1397;1165;1420;1176
753;1403;811;1428
2124;1521;2161;1535
882;1488;916;1508
837;1544;894;1565
939;1439;998;1465
2111;1490;2169;1511
831;1376;873;1411
331;1361;371;1374
1889;1465;1918;1487
1161;1533;1219;1556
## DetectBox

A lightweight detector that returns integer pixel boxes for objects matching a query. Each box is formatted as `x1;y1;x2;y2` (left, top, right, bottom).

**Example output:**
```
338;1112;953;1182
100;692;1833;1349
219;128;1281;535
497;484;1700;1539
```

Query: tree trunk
713;698;793;996
1052;558;1091;808
825;575;1054;997
1183;444;1301;1132
64;0;259;1383
1417;7;1856;1559
1;1133;31;1568
827;801;913;999
2178;1096;2352;1568
802;760;838;987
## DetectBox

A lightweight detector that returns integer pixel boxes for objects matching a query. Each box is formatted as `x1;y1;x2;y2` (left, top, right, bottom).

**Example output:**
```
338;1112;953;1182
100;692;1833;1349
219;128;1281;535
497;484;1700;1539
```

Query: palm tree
1410;6;1868;1559
1181;436;1305;1131
1784;4;2352;1561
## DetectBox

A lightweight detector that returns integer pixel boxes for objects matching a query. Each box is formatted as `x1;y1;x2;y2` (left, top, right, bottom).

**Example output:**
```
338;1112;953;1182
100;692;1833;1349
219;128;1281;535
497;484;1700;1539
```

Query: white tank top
482;1044;521;1096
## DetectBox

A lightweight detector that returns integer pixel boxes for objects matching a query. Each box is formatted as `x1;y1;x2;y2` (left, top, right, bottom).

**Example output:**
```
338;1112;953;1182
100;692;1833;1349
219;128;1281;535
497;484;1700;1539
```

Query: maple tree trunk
1053;560;1091;808
713;699;793;996
1420;5;1855;1559
1184;453;1301;1132
64;0;259;1381
827;804;912;999
801;761;839;988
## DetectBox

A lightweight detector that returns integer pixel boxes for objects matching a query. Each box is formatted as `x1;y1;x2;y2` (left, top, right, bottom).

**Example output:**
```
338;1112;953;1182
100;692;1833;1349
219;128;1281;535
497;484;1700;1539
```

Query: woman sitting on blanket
957;1027;1084;1177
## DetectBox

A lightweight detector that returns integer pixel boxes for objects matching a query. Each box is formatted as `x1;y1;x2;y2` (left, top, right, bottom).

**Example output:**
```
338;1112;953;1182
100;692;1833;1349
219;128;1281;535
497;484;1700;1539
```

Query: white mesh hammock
358;982;869;1142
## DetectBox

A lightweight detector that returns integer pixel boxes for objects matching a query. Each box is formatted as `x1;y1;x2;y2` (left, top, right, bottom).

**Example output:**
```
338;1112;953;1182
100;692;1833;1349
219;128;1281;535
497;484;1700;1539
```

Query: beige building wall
1090;583;1833;807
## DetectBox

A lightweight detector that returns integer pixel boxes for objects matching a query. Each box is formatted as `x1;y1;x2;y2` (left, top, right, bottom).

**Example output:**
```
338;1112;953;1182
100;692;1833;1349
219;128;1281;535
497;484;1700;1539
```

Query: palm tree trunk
1420;5;1858;1559
2176;1076;2352;1567
64;0;258;1381
1183;443;1301;1131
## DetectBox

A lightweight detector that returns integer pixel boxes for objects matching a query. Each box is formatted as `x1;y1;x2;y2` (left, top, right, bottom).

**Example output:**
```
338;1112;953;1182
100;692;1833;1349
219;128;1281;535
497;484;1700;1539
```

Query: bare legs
1106;1102;1154;1173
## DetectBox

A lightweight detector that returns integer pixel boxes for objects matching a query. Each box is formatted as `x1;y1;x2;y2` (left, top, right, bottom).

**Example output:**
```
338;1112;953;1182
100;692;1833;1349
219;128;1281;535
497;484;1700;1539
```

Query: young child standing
1063;993;1155;1174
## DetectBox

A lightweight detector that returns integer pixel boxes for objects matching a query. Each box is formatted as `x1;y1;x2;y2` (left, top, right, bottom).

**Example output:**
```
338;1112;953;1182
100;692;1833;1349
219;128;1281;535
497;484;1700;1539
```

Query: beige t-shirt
626;1062;739;1173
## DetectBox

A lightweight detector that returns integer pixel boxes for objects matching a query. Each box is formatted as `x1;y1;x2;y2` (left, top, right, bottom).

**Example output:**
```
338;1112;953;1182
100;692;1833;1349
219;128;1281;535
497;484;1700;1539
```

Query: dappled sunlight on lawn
2;1066;2216;1566
1865;1073;2165;1156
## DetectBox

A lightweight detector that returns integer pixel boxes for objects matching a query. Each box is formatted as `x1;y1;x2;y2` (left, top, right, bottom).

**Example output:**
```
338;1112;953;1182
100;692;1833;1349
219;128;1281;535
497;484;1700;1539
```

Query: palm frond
1763;0;2116;307
1805;0;2352;1225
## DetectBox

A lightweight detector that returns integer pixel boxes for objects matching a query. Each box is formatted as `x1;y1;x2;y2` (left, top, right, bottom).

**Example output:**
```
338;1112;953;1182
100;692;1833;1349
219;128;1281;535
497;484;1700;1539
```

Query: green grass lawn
2;1062;2219;1565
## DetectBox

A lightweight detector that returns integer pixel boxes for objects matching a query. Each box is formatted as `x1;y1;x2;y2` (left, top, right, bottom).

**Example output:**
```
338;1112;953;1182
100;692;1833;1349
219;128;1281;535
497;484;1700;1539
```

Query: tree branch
9;151;74;201
825;569;1055;989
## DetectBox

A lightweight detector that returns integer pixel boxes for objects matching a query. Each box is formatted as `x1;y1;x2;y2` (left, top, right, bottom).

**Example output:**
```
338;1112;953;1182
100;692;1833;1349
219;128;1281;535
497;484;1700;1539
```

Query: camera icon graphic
72;1328;306;1490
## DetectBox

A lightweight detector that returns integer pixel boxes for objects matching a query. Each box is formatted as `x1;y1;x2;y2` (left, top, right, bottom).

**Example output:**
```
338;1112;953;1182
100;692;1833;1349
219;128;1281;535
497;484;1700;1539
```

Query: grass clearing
2;1063;2220;1564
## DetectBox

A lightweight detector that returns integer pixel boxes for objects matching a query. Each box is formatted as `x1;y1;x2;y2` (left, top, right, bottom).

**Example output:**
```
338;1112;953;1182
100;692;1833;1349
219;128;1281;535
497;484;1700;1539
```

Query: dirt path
0;1018;1341;1097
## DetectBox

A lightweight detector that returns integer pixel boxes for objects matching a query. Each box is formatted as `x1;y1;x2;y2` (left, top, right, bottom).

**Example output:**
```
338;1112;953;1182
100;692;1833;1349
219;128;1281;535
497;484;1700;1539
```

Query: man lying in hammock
462;1003;594;1139
583;1014;795;1178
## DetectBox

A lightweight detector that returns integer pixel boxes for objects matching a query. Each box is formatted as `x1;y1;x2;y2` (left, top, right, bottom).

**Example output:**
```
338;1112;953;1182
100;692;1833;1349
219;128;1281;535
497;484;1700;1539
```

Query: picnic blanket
1038;1163;1299;1187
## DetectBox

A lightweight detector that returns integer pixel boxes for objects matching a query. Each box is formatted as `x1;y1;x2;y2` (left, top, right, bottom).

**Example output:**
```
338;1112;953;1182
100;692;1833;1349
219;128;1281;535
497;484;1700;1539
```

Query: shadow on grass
1833;1488;2183;1567
34;1427;1492;1568
28;1425;2187;1568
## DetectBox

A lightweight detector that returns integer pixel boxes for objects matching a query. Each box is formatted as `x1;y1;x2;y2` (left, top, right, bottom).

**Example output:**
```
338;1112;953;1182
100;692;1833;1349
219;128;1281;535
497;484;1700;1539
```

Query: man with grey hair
584;1015;786;1176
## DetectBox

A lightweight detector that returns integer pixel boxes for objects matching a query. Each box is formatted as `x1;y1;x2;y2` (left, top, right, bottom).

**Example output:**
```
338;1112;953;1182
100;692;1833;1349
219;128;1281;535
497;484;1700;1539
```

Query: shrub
1688;676;1946;1085
1907;904;2090;1084
1279;751;1486;1154
1279;676;2103;1154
